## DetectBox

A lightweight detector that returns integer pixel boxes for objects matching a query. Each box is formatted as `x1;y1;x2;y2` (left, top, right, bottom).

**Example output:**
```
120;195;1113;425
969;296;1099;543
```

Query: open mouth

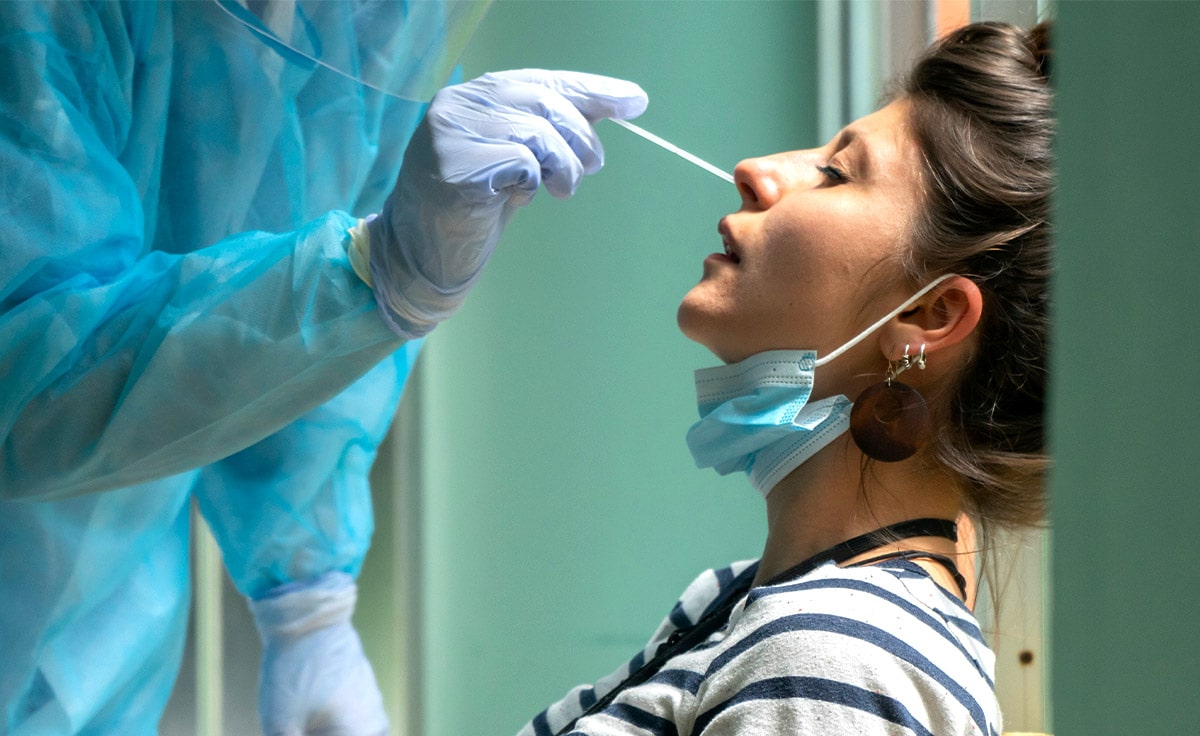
717;218;741;264
722;235;741;264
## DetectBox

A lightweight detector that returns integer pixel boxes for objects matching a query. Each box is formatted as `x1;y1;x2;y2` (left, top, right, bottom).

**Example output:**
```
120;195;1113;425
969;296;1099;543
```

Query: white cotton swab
609;118;734;184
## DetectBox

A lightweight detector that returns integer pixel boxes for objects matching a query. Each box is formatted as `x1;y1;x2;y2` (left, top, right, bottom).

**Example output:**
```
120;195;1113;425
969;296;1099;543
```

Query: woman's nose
733;153;808;210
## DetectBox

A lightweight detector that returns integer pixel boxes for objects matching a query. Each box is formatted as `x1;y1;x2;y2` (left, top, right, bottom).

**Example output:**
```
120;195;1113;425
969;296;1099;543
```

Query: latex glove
365;69;648;338
250;573;387;736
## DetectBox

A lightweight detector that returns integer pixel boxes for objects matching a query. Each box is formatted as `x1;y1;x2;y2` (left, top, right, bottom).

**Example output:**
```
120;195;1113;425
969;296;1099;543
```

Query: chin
676;292;709;344
676;299;736;363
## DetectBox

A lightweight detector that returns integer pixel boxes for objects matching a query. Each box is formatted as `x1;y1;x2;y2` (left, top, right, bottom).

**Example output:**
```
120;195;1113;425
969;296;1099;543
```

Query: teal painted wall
1051;2;1200;733
415;2;818;733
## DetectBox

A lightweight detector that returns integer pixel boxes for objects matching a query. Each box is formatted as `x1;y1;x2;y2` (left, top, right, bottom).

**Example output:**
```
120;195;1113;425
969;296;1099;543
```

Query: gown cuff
346;216;376;287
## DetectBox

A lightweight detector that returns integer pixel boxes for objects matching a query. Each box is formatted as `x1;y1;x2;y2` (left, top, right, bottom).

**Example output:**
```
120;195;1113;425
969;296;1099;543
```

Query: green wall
1050;2;1200;733
415;2;817;733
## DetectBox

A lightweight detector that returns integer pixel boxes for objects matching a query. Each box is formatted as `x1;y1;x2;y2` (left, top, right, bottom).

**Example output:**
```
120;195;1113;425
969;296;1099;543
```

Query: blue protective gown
0;2;436;733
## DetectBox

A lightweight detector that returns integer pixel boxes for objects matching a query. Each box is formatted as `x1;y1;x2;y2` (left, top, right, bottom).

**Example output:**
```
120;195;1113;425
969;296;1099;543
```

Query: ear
877;276;983;361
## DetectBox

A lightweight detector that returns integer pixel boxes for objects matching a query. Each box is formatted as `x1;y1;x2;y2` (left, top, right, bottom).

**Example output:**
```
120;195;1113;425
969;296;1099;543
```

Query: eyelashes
816;164;847;183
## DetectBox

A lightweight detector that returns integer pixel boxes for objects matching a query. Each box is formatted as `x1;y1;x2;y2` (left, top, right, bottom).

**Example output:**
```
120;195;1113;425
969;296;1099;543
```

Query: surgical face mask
685;274;955;497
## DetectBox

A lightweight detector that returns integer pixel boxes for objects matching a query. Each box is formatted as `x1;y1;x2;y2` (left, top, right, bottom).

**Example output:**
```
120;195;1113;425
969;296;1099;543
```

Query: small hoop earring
849;344;933;462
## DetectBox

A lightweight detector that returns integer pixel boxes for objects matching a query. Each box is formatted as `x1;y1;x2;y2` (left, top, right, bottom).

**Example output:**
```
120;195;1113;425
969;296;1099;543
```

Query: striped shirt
520;559;1001;735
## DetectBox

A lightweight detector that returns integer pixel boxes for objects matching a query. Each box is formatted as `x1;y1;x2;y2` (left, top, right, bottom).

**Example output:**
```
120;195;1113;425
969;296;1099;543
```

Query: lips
718;219;741;264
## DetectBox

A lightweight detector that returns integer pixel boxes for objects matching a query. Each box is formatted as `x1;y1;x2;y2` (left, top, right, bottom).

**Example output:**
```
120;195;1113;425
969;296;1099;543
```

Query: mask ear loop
813;273;956;368
816;274;956;462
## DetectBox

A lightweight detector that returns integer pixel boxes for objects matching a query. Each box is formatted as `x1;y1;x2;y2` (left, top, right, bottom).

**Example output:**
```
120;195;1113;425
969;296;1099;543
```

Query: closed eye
816;164;847;183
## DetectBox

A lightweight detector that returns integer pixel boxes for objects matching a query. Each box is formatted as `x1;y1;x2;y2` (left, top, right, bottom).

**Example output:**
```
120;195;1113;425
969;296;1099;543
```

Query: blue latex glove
365;69;648;338
250;573;387;736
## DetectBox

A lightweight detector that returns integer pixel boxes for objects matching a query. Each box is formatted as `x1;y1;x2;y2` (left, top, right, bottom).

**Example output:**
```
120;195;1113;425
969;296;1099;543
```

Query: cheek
758;218;826;293
771;202;905;286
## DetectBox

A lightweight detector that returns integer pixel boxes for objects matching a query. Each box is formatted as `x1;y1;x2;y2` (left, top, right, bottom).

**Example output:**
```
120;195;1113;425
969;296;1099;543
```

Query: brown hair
897;21;1054;532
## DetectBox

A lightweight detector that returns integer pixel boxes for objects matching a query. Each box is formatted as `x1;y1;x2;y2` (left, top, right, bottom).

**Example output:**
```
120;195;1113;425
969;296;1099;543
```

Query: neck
753;433;963;586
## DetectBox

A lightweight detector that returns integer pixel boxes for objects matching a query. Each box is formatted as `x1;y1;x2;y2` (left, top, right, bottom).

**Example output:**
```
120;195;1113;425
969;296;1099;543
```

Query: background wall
413;2;816;734
1050;2;1200;733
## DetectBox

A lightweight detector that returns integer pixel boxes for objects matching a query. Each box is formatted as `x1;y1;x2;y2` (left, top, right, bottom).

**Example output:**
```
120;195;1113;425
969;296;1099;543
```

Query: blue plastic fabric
0;2;445;732
210;0;490;103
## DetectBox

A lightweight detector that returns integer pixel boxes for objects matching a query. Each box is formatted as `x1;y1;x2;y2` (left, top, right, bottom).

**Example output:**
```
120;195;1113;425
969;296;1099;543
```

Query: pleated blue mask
685;274;955;497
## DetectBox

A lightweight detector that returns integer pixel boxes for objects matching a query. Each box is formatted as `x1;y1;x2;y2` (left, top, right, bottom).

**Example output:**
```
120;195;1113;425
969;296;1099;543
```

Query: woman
521;21;1052;735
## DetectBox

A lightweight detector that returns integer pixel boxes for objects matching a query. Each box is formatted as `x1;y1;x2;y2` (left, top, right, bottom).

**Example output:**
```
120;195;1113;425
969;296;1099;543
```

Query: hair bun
1026;21;1053;80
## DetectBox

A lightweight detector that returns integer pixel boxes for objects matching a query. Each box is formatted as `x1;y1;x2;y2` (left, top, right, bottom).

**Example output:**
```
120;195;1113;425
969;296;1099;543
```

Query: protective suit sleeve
192;342;420;599
0;2;404;501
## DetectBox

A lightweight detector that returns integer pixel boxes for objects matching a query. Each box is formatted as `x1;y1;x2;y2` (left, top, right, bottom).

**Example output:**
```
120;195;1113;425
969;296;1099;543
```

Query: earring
849;344;933;462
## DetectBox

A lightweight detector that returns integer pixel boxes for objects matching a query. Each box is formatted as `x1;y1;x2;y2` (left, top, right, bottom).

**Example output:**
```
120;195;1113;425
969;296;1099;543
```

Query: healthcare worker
0;2;648;734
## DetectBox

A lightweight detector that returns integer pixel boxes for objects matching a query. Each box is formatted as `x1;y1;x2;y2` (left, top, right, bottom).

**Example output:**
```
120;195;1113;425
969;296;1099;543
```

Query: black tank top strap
760;517;958;587
849;549;969;600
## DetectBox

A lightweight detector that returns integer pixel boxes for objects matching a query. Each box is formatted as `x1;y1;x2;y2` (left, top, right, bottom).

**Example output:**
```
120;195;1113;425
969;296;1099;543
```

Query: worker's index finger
488;69;648;122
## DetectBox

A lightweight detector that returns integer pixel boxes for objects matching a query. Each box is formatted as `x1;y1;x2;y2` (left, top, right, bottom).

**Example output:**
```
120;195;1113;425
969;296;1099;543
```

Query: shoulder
643;559;759;646
692;561;1001;735
742;558;985;641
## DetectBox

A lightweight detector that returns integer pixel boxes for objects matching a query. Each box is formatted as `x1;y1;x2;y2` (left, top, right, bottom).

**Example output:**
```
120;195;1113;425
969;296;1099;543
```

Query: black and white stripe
519;559;1000;735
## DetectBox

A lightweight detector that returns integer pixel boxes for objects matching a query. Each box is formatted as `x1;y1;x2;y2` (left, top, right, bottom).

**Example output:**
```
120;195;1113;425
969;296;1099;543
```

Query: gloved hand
365;69;648;338
250;572;387;736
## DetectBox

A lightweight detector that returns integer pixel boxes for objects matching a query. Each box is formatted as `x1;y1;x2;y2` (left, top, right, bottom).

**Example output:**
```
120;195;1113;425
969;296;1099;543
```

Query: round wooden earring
850;382;931;462
850;345;932;462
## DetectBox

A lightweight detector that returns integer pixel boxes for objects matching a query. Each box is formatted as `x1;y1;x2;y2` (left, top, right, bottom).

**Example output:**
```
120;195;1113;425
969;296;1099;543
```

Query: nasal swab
609;118;734;184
